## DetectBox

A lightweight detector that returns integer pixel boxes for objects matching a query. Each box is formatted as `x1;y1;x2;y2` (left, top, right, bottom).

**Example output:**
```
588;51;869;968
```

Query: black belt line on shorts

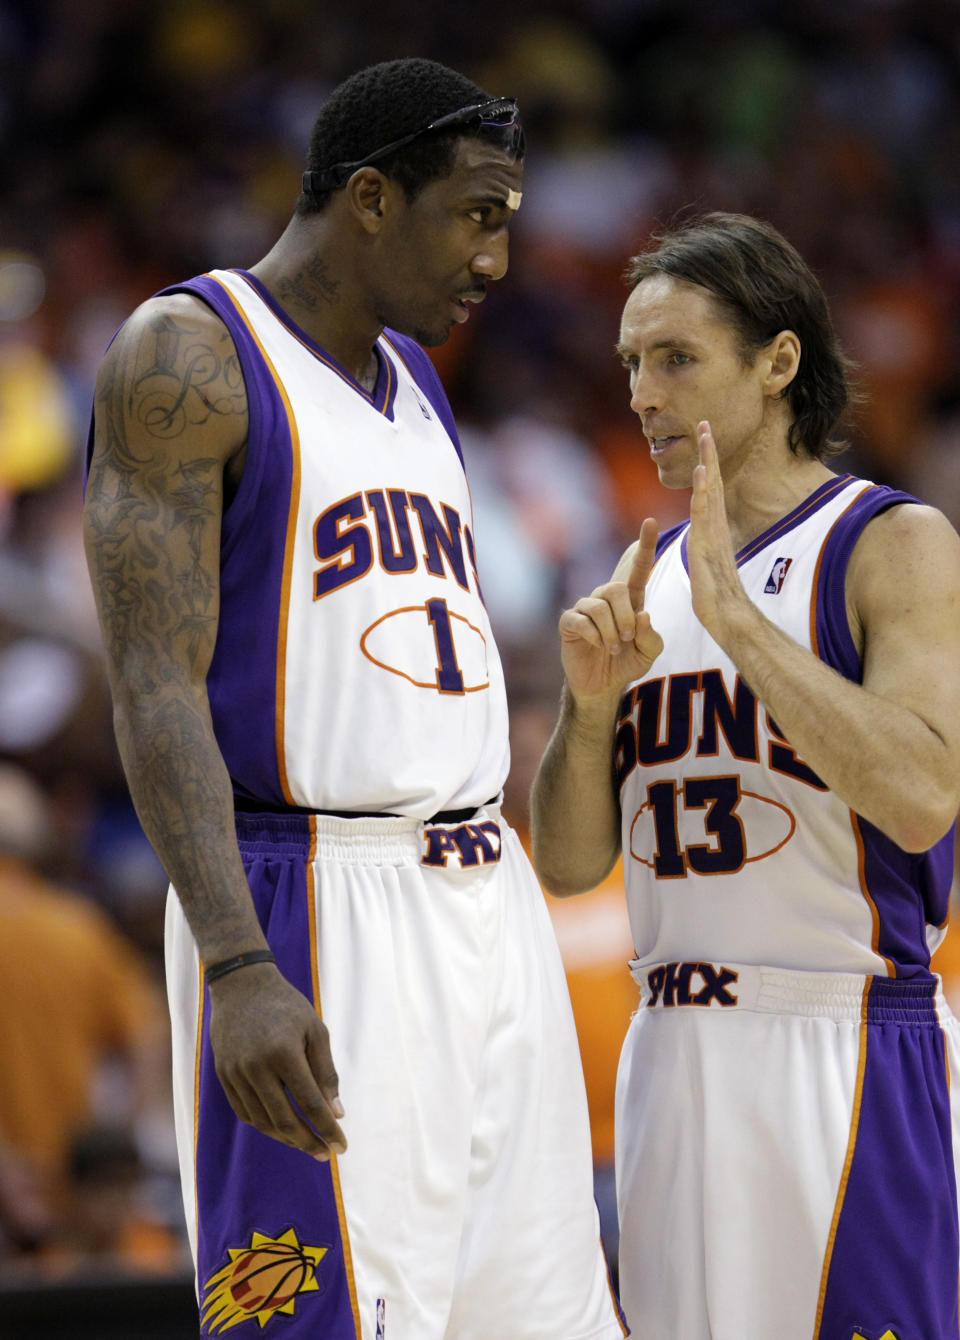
234;796;498;825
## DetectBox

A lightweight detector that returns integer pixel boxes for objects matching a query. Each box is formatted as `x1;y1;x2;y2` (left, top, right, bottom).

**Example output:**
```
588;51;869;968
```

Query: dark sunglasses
302;98;523;197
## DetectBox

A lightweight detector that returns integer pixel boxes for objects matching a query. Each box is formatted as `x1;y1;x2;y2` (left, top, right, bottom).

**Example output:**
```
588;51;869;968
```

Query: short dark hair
298;58;506;214
625;212;856;460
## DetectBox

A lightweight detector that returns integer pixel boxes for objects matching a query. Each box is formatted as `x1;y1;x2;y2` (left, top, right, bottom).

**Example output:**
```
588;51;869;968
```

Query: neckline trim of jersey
231;269;399;418
676;472;858;575
734;473;856;564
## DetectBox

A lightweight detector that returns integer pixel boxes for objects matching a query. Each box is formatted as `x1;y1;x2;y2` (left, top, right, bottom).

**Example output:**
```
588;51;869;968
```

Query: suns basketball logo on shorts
200;1227;328;1332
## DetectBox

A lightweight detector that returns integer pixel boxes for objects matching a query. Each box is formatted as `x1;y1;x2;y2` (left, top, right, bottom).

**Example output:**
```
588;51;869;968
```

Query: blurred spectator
0;1137;53;1260
29;1124;188;1279
0;763;175;1267
465;412;624;641
0;260;74;501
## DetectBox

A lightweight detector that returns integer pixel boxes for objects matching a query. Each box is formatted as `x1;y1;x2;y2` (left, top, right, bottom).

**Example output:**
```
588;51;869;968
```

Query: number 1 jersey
170;268;509;818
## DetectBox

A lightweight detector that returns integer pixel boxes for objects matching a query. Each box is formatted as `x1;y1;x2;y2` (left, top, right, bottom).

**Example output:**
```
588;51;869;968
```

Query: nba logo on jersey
764;556;793;594
376;1298;386;1338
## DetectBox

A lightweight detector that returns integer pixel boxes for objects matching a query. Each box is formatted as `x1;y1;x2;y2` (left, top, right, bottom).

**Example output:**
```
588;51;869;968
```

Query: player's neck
722;450;837;553
249;222;382;389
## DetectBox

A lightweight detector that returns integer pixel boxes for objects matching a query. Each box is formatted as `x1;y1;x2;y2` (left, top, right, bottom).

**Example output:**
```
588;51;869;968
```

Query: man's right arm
531;519;663;896
85;294;262;967
83;295;345;1159
530;684;628;896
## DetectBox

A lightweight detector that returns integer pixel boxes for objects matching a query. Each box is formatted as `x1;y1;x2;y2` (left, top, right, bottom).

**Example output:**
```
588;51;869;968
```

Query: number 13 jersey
171;268;509;818
616;473;955;978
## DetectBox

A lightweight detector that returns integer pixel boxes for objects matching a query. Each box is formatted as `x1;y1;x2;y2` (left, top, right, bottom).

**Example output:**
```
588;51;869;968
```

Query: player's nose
629;368;662;417
472;229;509;282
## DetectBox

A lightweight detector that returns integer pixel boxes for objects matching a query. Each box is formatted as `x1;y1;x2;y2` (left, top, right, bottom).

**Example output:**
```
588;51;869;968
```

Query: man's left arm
689;423;960;852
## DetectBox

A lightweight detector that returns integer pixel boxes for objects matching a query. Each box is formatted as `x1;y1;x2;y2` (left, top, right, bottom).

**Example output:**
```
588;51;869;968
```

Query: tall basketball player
83;57;626;1340
531;212;960;1340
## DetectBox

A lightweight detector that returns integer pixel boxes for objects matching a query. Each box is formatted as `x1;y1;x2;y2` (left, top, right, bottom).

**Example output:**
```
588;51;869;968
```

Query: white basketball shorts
167;806;628;1339
616;958;960;1340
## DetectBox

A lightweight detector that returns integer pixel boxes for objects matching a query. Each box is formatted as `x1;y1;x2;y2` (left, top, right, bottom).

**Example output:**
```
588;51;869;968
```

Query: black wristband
204;949;276;984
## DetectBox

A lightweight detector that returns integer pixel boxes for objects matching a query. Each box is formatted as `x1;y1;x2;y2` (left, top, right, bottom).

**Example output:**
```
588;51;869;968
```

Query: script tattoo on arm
84;301;260;947
133;310;246;439
85;311;243;671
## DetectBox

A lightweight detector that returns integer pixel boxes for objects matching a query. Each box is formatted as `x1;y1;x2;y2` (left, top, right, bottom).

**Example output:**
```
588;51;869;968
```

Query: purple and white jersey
169;268;509;817
616;473;955;978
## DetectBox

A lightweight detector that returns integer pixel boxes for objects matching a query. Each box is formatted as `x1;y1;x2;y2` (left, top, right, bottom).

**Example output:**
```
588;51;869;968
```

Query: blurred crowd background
1;0;959;1303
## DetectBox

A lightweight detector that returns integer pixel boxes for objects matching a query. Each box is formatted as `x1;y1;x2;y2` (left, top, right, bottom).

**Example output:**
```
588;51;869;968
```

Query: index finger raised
626;516;660;612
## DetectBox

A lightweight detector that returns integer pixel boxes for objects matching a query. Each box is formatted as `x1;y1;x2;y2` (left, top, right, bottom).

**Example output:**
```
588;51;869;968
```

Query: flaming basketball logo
201;1228;328;1332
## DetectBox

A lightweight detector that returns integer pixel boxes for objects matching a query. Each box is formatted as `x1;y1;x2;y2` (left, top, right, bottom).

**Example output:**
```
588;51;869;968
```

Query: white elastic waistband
629;959;948;1022
235;804;504;867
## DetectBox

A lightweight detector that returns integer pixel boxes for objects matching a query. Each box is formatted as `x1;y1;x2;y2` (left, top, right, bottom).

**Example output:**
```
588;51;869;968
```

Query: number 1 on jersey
426;598;465;693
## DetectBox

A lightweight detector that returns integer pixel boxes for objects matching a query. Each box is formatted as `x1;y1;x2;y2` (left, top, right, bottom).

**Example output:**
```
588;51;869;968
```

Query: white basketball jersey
617;473;954;977
171;268;509;817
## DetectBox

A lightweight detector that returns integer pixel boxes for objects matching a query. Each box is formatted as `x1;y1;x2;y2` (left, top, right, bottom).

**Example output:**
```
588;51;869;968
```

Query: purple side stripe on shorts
195;813;359;1338
816;976;959;1339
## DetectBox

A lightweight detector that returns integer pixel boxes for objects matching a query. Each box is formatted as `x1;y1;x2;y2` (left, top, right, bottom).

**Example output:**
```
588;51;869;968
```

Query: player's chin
655;465;695;491
653;453;697;491
410;321;454;347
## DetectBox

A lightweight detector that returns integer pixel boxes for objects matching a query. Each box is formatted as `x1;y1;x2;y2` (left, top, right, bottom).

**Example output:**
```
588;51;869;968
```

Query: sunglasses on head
302;98;523;197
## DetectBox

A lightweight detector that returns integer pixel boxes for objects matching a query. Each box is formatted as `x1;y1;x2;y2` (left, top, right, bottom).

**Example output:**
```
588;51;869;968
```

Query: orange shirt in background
0;856;163;1180
542;860;637;1166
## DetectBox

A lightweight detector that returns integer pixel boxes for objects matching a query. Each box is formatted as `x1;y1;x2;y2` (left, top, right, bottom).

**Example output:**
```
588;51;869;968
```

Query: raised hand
559;515;663;700
688;420;747;642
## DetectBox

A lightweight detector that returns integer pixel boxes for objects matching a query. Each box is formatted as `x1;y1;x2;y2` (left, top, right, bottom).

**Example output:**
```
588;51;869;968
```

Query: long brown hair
626;212;857;460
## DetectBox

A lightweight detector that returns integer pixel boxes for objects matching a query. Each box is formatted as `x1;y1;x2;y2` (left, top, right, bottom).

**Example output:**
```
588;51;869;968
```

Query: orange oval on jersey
360;603;491;692
629;787;796;873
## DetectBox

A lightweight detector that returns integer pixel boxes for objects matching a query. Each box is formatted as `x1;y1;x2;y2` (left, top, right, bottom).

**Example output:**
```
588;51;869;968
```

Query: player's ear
763;331;800;398
345;168;390;232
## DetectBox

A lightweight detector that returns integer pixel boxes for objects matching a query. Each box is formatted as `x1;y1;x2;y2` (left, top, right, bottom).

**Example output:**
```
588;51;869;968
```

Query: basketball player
530;213;960;1339
83;59;626;1340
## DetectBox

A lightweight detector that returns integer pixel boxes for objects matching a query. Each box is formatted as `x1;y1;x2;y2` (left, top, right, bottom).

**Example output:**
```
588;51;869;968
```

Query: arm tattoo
86;312;244;677
133;313;246;439
114;693;250;933
86;308;255;937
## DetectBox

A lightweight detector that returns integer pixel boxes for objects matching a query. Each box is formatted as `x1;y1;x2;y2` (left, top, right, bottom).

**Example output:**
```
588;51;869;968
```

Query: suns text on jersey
615;668;826;791
312;488;484;602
